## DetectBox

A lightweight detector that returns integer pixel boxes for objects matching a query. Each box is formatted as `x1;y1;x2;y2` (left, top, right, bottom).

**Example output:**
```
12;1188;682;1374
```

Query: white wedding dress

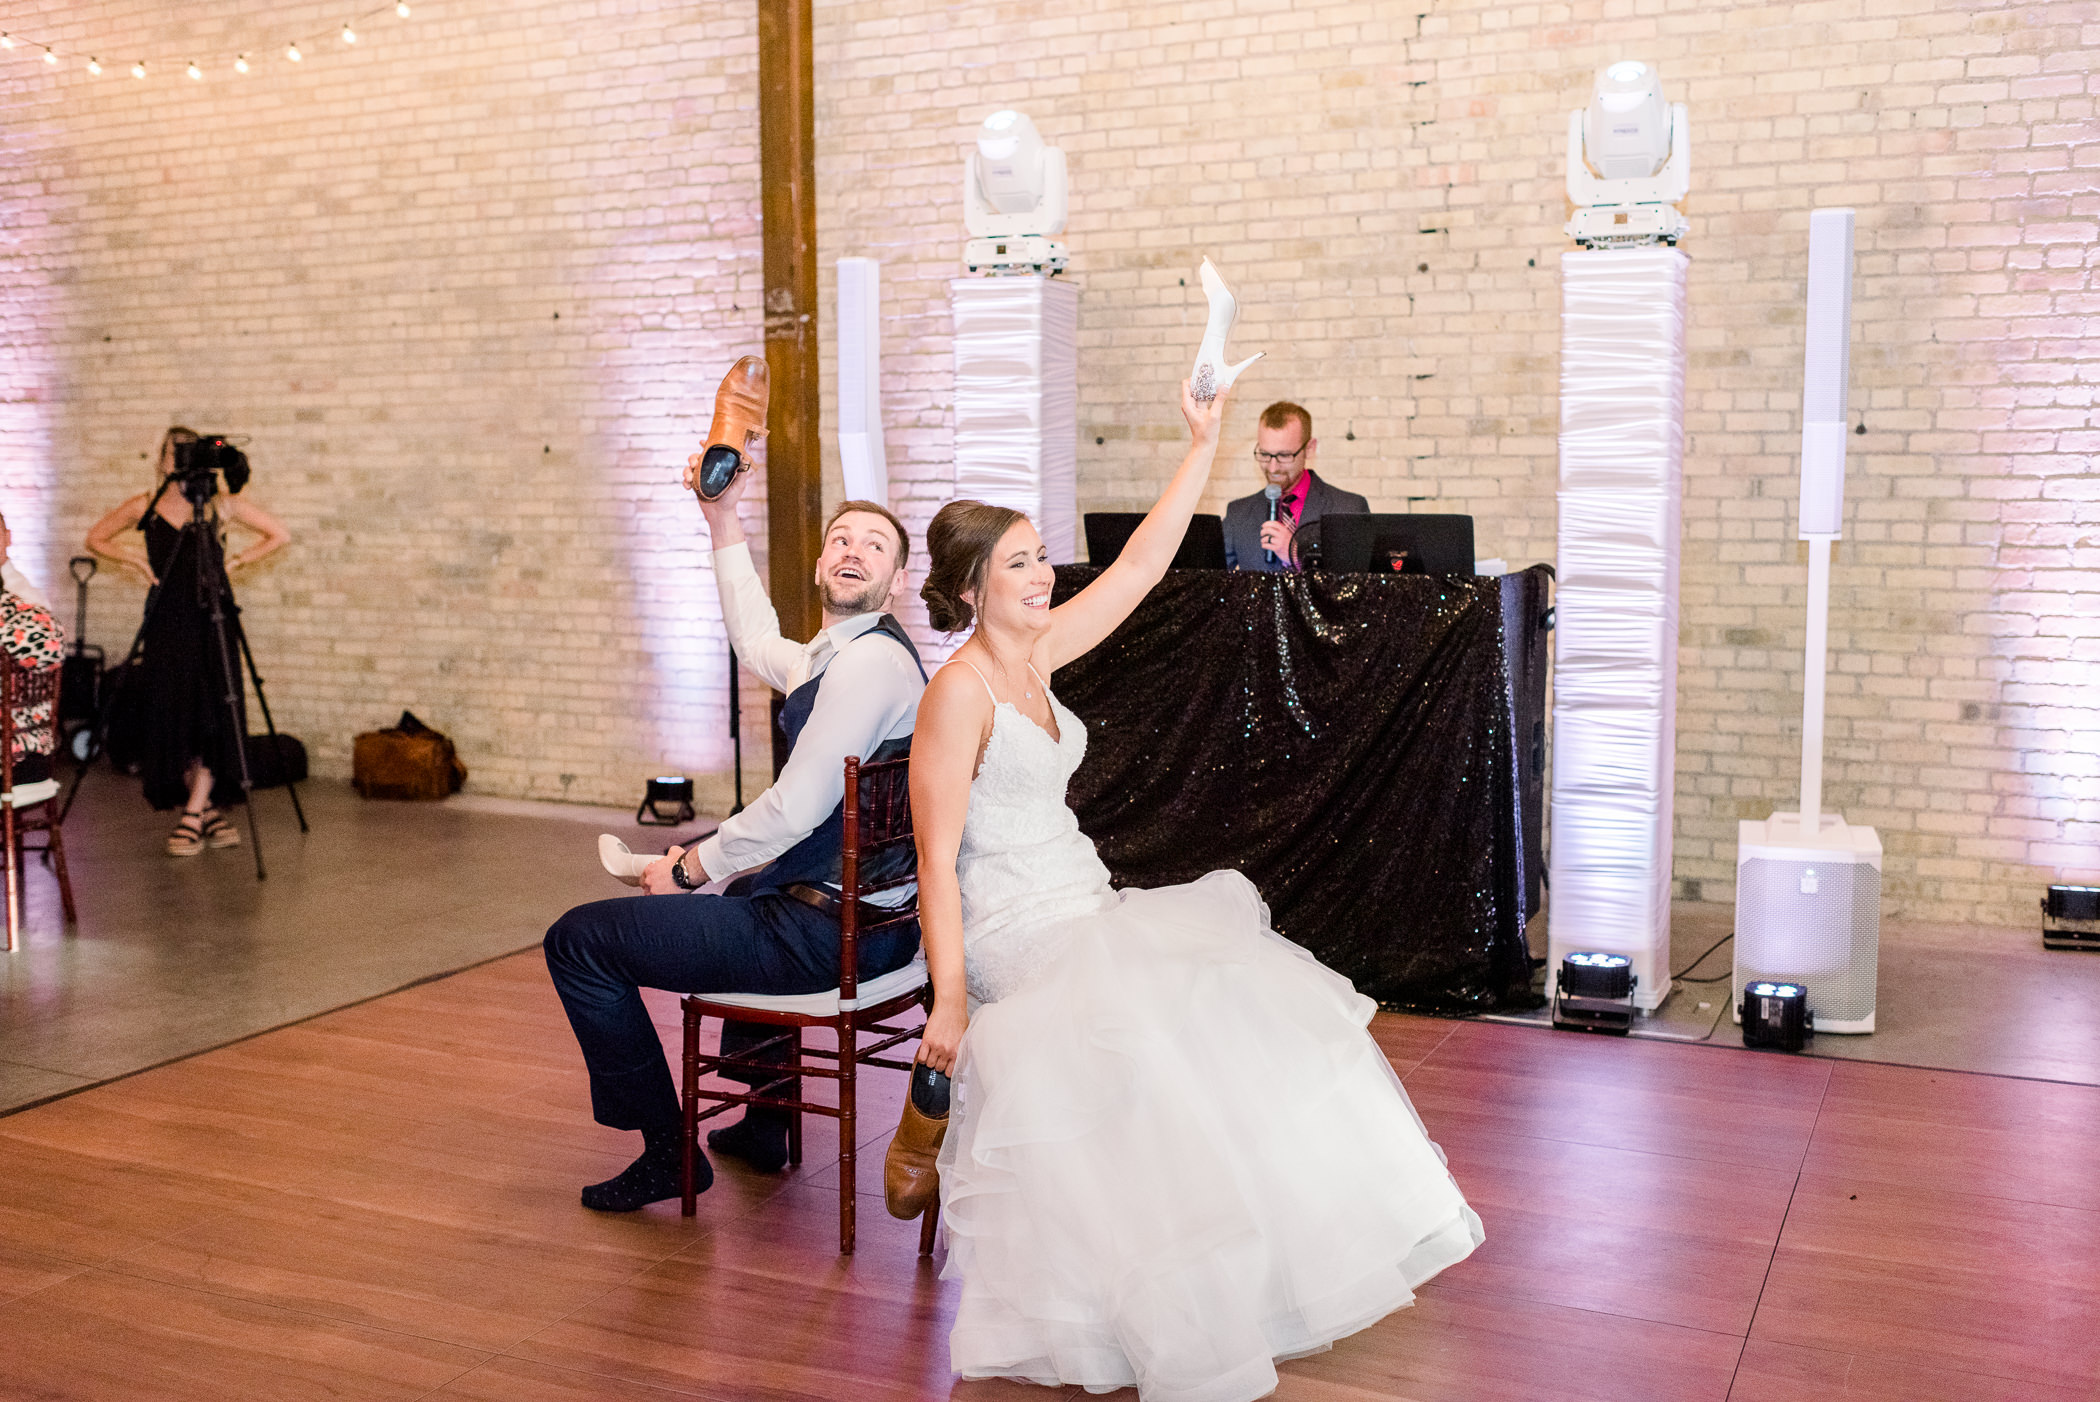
938;669;1484;1402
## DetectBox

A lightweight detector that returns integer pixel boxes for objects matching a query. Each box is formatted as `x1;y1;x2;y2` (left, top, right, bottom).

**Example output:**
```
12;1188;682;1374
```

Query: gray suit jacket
1222;472;1371;571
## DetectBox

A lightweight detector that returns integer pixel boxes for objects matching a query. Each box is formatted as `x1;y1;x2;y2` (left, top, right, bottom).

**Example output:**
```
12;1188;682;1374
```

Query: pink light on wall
0;106;59;598
590;221;766;775
1986;204;2100;883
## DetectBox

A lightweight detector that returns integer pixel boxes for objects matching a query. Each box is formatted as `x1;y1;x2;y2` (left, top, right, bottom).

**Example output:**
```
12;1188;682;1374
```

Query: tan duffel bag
352;711;467;801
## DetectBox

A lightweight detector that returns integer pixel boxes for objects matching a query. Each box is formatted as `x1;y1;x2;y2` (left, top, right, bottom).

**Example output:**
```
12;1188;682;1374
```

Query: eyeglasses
1253;446;1306;466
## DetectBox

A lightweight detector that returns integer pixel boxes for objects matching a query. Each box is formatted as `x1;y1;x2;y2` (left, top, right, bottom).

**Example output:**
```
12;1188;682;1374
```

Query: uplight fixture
1740;981;1811;1051
2043;885;2100;951
636;776;697;827
1552;950;1638;1035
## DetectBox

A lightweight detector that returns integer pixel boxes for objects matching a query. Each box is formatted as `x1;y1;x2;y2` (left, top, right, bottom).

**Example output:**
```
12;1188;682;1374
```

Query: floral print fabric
1;590;65;757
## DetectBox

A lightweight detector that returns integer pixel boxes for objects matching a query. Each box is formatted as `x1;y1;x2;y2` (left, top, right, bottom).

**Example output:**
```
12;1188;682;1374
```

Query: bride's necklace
979;647;1035;701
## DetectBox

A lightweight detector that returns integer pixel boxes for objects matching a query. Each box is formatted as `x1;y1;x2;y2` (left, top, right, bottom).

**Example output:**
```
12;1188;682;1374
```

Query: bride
909;378;1484;1402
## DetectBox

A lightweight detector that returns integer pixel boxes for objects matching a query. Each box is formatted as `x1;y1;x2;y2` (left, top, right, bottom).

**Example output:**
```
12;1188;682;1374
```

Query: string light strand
1;3;414;81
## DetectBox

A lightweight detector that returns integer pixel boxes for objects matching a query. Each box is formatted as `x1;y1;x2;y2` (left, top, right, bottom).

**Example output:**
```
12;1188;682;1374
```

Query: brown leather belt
782;882;909;927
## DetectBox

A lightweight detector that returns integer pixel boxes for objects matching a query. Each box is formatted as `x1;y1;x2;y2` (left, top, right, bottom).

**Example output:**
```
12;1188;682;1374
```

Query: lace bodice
957;686;1117;1005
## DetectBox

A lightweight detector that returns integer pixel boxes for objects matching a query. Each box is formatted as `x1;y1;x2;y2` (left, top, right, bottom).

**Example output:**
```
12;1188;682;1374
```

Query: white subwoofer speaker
1733;206;1881;1036
1734;815;1881;1032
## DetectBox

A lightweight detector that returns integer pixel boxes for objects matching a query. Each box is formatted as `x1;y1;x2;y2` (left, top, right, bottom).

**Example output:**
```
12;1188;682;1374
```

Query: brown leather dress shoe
884;1093;946;1220
689;355;769;500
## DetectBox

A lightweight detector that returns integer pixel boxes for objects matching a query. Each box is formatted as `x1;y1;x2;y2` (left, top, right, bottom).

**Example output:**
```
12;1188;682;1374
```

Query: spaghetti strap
959;660;1001;706
1023;661;1048;694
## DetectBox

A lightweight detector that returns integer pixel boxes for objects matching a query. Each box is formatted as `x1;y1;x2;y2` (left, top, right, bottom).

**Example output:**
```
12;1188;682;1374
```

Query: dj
1220;401;1368;571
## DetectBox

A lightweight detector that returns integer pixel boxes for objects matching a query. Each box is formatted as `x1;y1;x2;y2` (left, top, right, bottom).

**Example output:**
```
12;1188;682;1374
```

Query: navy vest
755;613;926;894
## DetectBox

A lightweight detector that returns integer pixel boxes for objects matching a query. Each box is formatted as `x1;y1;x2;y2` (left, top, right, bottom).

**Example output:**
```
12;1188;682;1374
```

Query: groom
543;467;926;1212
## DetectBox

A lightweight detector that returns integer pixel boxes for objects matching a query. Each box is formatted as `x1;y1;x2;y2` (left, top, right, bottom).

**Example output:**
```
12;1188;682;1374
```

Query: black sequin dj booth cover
1048;564;1551;1014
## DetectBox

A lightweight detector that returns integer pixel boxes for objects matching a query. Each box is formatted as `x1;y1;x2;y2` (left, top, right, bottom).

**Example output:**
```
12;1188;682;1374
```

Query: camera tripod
60;470;308;879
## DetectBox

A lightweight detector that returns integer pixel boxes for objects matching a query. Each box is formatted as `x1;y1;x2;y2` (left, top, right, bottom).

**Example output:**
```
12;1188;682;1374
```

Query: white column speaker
1796;208;1854;539
1734;205;1881;1035
836;256;889;505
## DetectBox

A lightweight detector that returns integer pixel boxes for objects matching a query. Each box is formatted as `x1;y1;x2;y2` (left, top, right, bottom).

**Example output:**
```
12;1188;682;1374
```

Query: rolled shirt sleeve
690;626;922;882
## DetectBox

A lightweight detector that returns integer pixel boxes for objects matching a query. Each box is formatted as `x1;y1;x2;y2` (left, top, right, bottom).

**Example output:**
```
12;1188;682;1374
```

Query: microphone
1263;484;1282;565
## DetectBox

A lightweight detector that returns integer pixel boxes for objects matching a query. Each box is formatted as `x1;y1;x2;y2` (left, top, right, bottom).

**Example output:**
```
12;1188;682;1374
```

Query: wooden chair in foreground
1;657;76;952
679;753;936;1255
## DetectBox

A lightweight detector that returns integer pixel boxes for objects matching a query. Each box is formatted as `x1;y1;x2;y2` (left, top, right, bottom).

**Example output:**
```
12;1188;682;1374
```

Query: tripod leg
197;555;265;880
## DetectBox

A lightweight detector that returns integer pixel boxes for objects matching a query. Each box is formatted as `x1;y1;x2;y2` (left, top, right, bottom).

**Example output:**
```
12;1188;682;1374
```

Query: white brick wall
2;0;2092;926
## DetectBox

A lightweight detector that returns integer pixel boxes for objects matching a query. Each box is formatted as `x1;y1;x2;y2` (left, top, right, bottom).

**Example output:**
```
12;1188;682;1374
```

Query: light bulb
0;35;15;51
187;61;202;80
341;24;357;44
131;60;146;79
286;42;302;61
234;54;250;73
43;47;57;65
395;1;411;14
86;57;102;75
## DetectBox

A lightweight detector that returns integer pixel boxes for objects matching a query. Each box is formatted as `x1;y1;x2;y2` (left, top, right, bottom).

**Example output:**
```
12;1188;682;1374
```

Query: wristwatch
670;851;702;891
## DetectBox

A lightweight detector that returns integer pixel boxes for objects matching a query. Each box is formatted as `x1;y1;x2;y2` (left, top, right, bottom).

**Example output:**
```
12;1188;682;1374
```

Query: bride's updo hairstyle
921;499;1028;633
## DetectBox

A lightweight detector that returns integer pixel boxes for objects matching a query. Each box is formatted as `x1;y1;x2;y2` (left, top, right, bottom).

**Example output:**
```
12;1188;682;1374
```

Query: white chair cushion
1;779;58;807
700;960;927;1016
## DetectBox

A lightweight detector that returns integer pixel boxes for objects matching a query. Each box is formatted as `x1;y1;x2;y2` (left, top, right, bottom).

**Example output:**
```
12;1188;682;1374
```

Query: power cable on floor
1672;932;1734;982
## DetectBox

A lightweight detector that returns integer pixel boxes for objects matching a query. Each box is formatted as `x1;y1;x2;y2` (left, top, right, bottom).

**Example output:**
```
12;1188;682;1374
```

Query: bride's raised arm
1043;380;1233;671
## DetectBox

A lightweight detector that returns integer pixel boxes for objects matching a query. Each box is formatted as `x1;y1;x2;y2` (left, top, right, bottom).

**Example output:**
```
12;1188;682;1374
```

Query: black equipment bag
60;649;103;728
244;733;309;790
96;660;145;772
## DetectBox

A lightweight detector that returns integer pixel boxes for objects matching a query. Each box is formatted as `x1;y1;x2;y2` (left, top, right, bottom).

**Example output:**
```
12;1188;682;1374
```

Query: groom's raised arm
710;541;808;693
698;463;806;694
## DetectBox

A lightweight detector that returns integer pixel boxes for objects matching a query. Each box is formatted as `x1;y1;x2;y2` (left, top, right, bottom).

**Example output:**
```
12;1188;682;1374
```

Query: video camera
169;434;251;500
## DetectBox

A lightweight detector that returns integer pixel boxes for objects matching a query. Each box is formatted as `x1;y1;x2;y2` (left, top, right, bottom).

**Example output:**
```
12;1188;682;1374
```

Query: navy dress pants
543;886;919;1137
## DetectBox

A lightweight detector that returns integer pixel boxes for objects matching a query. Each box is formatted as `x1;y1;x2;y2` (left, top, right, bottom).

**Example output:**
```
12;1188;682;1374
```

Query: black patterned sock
580;1130;703;1212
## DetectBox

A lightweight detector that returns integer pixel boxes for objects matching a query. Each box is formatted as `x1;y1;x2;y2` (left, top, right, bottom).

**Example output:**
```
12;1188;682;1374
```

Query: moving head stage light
1564;60;1690;249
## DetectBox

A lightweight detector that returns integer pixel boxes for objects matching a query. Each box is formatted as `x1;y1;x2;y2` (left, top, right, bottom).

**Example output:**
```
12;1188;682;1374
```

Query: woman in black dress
85;427;291;855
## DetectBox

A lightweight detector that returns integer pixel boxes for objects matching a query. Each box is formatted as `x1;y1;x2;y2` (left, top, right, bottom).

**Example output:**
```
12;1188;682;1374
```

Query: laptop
1304;514;1476;575
1082;512;1228;569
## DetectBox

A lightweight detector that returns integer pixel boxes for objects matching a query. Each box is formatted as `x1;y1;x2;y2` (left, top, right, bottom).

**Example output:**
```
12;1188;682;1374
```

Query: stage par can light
1552;951;1638;1035
636;776;696;827
1740;981;1812;1052
2042;885;2100;951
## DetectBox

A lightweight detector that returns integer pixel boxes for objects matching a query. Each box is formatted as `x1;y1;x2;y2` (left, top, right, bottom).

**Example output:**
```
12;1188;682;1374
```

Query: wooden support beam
757;0;821;641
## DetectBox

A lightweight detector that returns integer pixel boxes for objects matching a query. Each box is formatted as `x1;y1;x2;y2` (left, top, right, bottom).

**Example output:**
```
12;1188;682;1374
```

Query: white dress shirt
1;561;48;610
690;542;923;883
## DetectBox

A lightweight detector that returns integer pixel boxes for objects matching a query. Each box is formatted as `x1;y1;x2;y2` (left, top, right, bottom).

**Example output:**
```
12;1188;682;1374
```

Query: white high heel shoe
1189;257;1264;402
598;834;657;886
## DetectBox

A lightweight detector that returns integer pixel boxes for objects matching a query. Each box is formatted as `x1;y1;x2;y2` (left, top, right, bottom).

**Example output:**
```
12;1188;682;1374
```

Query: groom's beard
819;573;892;617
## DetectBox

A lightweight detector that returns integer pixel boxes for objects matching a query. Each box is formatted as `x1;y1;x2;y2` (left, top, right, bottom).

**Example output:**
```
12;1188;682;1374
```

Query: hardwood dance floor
0;949;2093;1402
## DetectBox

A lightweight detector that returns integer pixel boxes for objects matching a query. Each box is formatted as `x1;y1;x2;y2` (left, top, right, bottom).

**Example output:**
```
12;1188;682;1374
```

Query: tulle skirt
939;870;1484;1402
